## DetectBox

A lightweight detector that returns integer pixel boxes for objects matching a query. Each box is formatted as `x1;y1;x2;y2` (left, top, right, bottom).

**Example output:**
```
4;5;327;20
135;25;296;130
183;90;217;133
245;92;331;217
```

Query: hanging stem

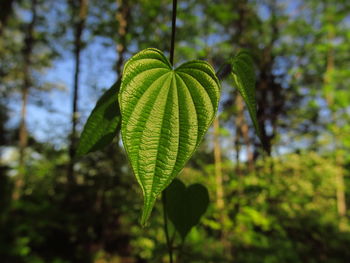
161;2;178;262
169;0;177;65
162;192;173;263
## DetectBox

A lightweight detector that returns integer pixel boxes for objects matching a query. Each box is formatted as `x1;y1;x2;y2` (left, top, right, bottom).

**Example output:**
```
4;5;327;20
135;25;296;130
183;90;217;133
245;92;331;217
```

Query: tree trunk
115;0;130;76
323;13;347;230
213;116;232;258
255;0;280;158
13;0;37;200
232;0;255;173
336;160;347;231
235;94;254;174
234;98;242;178
0;0;15;36
213;117;225;212
67;0;88;184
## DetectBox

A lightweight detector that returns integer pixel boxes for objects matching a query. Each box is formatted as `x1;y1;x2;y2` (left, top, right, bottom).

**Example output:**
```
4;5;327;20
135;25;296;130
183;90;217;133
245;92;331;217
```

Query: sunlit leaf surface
119;48;220;225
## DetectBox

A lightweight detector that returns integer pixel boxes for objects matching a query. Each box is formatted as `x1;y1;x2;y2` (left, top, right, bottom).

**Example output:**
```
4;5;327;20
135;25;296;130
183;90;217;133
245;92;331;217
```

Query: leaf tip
140;197;156;227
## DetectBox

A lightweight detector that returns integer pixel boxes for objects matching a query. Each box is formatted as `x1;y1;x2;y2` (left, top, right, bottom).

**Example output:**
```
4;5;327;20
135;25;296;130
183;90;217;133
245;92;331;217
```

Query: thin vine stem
162;1;178;262
169;0;178;65
162;192;173;263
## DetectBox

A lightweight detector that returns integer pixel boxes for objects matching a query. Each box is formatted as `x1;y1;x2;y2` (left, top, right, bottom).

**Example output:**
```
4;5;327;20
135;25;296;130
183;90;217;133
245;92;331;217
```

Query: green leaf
231;50;261;139
165;179;209;240
76;80;121;157
119;48;220;225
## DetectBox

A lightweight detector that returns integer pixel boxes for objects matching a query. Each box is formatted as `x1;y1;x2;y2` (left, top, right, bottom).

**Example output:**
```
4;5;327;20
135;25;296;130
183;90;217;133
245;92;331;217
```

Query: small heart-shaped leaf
119;48;220;225
231;50;261;139
165;179;209;240
76;80;121;157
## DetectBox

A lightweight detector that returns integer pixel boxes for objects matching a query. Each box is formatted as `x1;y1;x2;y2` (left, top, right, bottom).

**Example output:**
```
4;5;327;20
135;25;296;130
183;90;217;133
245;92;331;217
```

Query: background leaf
119;48;220;225
76;80;121;157
165;179;209;240
231;50;261;140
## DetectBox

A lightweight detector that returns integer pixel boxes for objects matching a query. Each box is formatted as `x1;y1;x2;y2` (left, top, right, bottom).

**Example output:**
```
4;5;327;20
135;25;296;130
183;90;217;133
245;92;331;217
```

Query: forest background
1;0;350;262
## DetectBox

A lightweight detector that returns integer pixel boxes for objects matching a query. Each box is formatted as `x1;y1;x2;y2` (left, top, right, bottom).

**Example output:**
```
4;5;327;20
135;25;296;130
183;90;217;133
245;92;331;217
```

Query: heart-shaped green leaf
165;179;209;240
119;48;220;225
76;80;121;157
231;50;261;139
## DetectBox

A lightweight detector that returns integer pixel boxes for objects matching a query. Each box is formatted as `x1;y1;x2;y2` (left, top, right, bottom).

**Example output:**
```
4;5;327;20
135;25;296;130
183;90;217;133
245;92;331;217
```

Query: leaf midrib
149;72;177;204
133;72;172;193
